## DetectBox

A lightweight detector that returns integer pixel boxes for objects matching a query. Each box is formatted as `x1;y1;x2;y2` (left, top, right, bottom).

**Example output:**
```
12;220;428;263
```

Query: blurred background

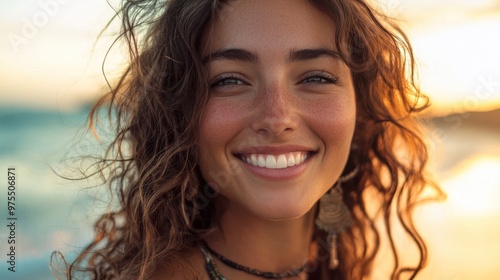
0;0;499;279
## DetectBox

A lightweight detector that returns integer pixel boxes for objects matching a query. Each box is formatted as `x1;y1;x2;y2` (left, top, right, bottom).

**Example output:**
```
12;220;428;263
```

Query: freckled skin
198;0;356;221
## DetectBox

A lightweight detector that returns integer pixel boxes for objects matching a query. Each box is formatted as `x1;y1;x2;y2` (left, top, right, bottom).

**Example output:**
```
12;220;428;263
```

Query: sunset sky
1;0;500;114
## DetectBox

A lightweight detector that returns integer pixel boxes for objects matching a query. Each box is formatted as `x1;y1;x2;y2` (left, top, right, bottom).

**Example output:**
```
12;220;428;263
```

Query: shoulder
151;247;208;280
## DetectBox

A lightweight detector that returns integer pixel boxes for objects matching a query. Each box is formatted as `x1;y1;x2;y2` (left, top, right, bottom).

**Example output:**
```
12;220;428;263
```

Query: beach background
0;0;499;279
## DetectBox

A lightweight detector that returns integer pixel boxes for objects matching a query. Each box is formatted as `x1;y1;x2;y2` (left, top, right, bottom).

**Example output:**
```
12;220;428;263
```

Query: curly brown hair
53;0;444;279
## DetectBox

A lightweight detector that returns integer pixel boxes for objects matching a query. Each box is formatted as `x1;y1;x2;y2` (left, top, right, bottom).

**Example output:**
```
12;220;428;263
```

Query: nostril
260;115;296;136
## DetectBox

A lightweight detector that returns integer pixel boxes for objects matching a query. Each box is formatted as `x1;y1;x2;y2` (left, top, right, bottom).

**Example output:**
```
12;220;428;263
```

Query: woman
56;0;443;279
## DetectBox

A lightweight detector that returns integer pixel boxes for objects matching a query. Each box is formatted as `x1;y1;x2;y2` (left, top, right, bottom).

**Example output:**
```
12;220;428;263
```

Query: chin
249;197;317;222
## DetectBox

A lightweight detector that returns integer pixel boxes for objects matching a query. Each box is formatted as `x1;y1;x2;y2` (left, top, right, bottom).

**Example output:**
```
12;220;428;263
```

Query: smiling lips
240;152;310;169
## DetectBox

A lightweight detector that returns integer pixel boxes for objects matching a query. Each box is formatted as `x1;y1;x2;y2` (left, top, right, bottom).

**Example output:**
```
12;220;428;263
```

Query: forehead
202;0;337;54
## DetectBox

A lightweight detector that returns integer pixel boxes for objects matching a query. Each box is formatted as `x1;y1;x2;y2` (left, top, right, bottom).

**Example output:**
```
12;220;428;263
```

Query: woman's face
198;0;356;221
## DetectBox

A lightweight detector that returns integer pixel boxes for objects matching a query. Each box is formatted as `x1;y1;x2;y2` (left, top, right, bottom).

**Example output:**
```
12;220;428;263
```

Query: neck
203;198;316;279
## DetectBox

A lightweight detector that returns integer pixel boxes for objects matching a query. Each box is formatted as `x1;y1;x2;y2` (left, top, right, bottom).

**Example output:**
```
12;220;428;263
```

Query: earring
315;166;359;269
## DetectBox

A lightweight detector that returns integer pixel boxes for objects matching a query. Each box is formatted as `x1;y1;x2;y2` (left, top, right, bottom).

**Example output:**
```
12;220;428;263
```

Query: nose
250;83;299;137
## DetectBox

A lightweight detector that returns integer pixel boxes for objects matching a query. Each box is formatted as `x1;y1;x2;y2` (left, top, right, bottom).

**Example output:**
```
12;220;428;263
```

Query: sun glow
442;156;500;215
409;14;500;114
415;155;500;279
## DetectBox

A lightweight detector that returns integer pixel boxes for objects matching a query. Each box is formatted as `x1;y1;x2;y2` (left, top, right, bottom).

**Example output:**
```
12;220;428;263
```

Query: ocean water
0;105;499;279
0;105;106;280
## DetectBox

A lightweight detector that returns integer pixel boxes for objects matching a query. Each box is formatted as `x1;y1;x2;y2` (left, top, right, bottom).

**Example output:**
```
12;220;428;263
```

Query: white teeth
241;152;309;169
266;155;277;169
294;153;301;164
251;154;258;166
276;154;287;168
257;155;266;167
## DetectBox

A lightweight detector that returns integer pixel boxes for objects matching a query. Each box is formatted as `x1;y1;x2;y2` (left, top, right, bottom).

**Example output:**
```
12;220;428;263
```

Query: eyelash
210;71;339;88
300;71;339;85
211;73;247;88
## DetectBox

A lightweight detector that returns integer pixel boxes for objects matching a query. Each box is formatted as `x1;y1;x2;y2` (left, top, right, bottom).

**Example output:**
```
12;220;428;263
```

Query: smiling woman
198;1;356;224
53;0;443;279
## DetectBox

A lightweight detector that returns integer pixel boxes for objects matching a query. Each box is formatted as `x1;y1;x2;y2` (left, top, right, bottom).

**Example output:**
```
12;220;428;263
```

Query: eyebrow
288;48;341;62
203;48;259;64
202;47;341;64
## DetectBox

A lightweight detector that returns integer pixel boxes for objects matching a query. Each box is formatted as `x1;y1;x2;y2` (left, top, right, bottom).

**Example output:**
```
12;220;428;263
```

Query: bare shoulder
151;247;208;280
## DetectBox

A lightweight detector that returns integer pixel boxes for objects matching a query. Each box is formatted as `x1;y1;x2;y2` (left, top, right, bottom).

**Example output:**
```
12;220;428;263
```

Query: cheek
307;94;356;147
198;99;248;182
199;98;247;148
200;100;237;142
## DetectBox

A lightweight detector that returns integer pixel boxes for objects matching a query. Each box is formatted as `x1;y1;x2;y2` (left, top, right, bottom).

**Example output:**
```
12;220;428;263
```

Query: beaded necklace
200;241;308;279
200;245;227;280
